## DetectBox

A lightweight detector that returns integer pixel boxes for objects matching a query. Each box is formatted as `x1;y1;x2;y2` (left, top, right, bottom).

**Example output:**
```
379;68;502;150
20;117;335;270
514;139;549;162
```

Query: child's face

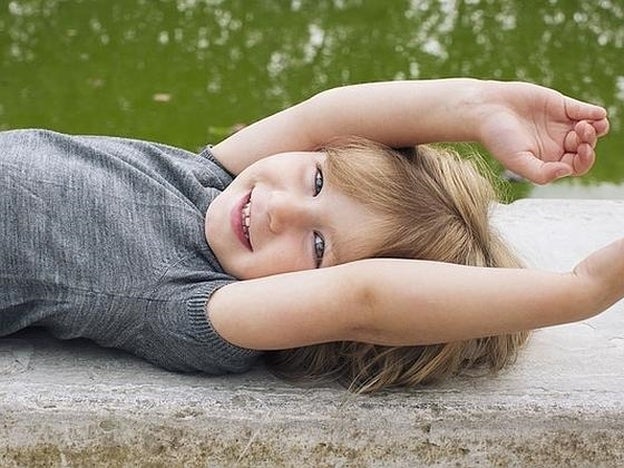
205;151;381;280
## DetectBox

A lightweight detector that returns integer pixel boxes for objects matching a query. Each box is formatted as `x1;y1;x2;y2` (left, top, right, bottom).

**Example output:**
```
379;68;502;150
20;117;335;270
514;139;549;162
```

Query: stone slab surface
1;199;623;466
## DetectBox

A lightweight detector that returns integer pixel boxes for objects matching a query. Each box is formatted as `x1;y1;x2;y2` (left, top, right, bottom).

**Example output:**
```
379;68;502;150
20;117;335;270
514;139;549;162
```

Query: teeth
241;201;251;241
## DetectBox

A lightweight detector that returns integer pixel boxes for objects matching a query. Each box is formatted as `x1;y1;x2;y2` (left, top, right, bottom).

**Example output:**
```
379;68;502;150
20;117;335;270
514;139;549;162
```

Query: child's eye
314;167;324;196
313;232;325;268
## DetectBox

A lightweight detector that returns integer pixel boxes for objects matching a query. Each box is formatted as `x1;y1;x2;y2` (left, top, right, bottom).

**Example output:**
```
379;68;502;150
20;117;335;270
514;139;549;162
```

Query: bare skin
476;80;609;184
215;79;608;183
205;78;616;351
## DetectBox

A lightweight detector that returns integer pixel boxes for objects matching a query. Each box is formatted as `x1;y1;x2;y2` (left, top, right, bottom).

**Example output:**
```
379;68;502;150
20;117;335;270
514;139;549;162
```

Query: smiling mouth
241;199;251;245
235;188;254;251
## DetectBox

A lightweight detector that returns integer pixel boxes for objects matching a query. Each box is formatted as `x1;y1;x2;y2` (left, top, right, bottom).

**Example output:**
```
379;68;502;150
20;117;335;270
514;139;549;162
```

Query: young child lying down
0;78;615;392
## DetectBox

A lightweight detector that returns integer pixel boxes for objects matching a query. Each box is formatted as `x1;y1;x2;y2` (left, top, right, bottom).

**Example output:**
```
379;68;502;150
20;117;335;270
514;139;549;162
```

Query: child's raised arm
208;238;624;350
212;79;609;184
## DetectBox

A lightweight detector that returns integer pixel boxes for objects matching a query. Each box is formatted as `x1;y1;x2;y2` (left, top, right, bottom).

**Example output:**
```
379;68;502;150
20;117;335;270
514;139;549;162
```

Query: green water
1;0;622;199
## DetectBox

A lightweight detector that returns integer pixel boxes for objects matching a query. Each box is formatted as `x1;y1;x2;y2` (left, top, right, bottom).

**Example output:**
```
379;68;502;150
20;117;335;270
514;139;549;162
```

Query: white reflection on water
303;24;325;64
404;0;458;61
421;38;447;59
158;31;169;45
176;0;224;12
496;4;517;31
544;10;566;25
616;76;624;102
610;76;624;124
267;51;288;79
8;1;38;16
2;0;623;131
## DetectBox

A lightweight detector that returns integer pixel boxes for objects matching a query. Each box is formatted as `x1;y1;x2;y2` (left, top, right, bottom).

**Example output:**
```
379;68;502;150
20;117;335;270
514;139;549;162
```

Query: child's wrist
460;79;499;143
471;80;533;146
567;269;612;321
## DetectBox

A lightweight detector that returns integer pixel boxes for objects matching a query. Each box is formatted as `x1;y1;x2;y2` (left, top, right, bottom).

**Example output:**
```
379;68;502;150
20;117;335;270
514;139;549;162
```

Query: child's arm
213;79;609;183
208;238;624;350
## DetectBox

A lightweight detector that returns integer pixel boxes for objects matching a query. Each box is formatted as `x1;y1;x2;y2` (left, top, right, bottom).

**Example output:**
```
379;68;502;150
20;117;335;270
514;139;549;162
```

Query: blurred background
1;0;622;200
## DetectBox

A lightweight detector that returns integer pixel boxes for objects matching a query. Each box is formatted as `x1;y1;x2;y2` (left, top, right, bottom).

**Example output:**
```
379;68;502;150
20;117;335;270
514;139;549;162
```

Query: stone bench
1;199;623;466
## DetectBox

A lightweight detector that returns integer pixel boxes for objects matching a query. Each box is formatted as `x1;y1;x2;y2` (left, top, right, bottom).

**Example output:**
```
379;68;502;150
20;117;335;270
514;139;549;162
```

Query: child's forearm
214;79;489;174
303;79;487;147
215;78;607;179
209;239;623;351
353;258;599;346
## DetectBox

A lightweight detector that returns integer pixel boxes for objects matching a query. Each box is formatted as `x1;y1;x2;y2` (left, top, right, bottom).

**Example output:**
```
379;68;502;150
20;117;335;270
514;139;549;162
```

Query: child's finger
574;143;595;175
575;121;597;148
564;129;580;153
564;97;607;121
560;152;575;168
515;156;571;184
592;117;610;137
547;161;573;182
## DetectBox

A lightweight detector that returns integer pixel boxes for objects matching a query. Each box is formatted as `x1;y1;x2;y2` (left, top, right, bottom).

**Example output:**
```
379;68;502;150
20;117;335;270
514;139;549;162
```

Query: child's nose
267;191;312;233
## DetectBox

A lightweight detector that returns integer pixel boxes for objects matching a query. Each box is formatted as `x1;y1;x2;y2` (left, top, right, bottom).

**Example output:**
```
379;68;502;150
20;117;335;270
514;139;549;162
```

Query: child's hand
572;238;624;313
478;82;610;185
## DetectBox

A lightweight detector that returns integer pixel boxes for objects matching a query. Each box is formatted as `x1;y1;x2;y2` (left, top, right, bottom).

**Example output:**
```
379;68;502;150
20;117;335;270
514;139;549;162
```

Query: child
0;78;615;393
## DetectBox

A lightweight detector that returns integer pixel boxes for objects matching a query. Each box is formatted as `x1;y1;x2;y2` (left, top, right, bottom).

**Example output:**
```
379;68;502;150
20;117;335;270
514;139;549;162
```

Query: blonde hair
265;137;529;393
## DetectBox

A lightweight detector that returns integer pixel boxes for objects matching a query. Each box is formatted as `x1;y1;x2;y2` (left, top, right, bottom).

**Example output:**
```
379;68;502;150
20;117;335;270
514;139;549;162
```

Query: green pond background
1;0;622;200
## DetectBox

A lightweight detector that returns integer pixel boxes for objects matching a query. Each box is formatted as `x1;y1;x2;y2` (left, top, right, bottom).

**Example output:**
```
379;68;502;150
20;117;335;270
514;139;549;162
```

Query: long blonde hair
265;138;529;393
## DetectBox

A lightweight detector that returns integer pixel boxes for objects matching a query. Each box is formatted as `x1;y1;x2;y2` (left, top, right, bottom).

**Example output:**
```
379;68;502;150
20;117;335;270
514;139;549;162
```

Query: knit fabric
0;129;260;373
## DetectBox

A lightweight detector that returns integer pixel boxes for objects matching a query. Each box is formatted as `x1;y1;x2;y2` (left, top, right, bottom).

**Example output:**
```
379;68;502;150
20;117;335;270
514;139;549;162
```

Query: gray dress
0;129;260;373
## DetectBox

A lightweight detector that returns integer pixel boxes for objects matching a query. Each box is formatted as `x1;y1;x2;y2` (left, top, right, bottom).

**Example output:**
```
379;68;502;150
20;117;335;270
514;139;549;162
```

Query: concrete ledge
1;200;624;466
